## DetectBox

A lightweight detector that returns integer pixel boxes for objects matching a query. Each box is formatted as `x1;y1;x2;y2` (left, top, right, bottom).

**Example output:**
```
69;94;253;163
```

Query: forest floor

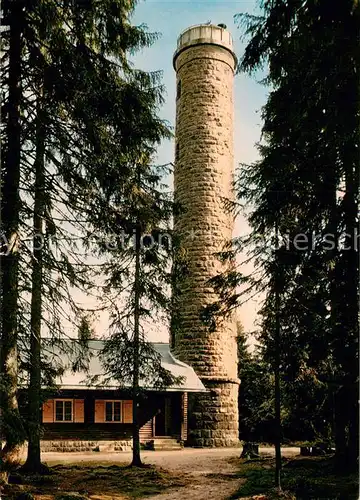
2;447;358;500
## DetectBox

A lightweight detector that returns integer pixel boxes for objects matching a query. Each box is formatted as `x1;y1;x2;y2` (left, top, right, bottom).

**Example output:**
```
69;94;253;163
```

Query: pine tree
0;0;27;470
1;0;171;473
204;0;359;480
237;321;271;458
235;0;359;472
99;156;182;467
21;90;48;473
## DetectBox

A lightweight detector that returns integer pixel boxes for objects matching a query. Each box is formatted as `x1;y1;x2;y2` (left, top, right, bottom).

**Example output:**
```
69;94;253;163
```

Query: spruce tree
21;90;47;473
1;0;171;473
99;156;182;467
204;0;359;479
0;0;27;470
235;0;359;471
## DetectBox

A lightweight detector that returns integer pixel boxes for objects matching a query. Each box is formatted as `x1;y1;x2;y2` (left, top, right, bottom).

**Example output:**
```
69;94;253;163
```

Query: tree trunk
241;442;259;458
0;0;25;474
347;0;360;472
274;221;282;491
332;118;359;472
21;92;48;474
347;385;359;472
328;164;348;471
334;387;348;471
131;175;142;467
300;446;311;456
341;134;359;472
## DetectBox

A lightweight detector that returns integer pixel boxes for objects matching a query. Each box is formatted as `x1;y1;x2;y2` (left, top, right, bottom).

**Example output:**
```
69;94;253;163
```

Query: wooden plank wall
41;397;152;441
30;391;185;443
139;418;153;441
181;392;188;442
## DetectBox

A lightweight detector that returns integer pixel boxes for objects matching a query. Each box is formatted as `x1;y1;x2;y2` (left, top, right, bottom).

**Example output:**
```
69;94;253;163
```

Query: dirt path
143;448;243;500
140;448;299;500
43;447;299;500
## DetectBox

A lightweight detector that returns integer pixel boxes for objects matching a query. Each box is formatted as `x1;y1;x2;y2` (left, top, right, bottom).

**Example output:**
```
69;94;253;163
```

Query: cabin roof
42;339;207;393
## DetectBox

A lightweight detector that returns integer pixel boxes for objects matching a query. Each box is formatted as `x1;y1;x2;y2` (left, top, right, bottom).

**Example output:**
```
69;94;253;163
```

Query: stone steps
153;438;183;451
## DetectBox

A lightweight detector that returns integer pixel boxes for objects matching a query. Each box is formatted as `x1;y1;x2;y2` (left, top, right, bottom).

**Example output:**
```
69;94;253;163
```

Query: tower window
175;143;180;161
177;80;181;99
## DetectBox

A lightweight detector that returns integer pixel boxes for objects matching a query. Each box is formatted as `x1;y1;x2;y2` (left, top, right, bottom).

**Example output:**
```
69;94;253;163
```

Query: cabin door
154;397;171;436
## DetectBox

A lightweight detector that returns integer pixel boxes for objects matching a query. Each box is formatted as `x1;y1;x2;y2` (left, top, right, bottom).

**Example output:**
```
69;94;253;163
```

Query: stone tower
171;24;239;447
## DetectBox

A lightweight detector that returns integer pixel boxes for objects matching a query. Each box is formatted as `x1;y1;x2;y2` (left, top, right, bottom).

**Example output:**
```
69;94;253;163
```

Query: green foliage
231;0;359;469
100;333;183;391
231;457;359;499
237;324;274;444
1;0;171;468
237;322;334;445
281;369;334;446
96;156;182;465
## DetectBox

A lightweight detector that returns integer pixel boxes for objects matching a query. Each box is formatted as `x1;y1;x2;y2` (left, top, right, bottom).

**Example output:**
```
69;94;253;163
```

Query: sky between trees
68;0;268;342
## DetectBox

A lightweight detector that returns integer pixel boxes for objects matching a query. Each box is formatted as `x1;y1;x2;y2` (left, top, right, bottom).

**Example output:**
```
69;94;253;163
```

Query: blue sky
130;0;268;336
131;0;267;170
71;1;267;340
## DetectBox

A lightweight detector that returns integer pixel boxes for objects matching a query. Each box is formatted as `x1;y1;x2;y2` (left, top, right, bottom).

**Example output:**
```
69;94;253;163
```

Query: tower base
187;379;239;447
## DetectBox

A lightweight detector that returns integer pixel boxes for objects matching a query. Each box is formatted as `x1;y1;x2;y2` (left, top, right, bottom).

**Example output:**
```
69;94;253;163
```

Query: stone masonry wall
172;43;239;447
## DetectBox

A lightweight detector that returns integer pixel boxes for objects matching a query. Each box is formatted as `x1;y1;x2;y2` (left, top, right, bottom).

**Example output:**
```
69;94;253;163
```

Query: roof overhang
38;339;207;393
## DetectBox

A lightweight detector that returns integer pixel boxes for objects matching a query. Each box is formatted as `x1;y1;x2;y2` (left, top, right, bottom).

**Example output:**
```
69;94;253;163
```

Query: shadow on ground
228;456;359;499
2;463;187;500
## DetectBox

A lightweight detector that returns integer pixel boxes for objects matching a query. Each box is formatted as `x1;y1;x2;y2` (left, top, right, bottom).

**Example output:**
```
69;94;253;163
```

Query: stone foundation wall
172;38;239;445
40;440;132;452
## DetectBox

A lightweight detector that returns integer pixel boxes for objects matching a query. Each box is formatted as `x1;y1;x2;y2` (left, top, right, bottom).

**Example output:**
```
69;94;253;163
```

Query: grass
229;456;359;499
2;454;358;500
1;463;187;500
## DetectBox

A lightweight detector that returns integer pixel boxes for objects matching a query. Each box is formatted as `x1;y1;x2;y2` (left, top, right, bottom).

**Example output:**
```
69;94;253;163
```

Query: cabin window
177;80;181;99
105;401;122;422
95;399;133;424
55;400;73;422
42;399;84;423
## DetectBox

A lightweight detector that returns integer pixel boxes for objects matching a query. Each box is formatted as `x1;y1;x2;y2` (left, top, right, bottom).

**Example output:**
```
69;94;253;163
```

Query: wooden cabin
33;340;206;451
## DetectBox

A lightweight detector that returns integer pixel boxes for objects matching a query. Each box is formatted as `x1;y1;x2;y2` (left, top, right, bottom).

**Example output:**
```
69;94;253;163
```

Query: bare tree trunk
0;0;25;476
21;92;48;474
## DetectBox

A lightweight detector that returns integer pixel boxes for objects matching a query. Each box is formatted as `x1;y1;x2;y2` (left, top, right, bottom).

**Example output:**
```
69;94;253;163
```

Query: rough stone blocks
172;39;239;447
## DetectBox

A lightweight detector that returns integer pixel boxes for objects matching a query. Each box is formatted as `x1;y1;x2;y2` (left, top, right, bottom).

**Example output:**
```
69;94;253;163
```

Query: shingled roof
42;339;206;393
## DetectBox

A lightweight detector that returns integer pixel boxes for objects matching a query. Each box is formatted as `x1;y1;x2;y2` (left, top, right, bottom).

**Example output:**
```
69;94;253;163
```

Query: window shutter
42;400;54;423
74;399;84;423
123;400;133;423
94;400;105;423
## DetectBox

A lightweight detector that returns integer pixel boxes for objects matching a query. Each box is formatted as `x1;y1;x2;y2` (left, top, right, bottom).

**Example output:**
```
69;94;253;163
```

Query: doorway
154;397;171;436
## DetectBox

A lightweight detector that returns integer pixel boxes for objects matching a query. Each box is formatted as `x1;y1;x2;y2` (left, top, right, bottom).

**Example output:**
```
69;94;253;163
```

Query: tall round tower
171;24;239;447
